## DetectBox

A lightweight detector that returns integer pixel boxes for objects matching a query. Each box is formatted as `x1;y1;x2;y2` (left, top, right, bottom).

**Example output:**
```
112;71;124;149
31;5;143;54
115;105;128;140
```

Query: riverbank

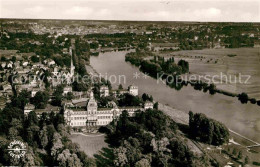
180;73;260;105
158;102;260;146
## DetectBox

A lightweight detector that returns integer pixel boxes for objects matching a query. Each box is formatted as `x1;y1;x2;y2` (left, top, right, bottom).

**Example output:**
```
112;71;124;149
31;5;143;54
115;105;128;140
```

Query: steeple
90;91;94;99
70;47;75;77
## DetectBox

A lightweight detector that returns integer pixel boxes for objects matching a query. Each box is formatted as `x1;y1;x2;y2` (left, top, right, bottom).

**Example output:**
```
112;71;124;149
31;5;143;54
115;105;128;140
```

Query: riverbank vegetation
189;111;229;145
126;51;189;78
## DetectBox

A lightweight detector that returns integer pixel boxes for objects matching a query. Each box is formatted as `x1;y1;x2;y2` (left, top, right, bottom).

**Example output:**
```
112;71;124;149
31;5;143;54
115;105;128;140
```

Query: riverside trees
189;111;229;145
125;52;189;79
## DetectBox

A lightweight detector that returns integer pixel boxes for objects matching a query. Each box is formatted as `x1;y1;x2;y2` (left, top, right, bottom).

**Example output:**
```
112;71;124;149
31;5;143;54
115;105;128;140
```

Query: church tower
70;47;75;77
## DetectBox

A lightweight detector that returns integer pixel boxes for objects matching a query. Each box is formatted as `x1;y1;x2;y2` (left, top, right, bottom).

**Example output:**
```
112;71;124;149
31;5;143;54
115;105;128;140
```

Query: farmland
165;48;260;100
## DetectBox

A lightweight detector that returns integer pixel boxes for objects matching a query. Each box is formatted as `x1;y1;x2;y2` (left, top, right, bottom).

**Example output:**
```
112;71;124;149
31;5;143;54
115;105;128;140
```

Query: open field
70;133;108;157
162;48;260;100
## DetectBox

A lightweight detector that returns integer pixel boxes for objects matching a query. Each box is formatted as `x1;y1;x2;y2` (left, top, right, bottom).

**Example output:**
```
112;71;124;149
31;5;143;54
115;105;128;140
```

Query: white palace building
64;91;153;127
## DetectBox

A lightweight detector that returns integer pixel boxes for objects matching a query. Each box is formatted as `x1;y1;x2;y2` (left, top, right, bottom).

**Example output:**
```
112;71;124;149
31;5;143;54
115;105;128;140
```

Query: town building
31;87;41;97
144;101;154;110
24;104;35;115
100;85;109;97
129;85;138;96
63;86;73;95
24;104;60;116
111;85;139;97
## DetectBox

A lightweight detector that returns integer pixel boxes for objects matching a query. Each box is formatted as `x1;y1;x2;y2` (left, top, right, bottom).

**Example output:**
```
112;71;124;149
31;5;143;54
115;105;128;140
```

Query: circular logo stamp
7;140;27;159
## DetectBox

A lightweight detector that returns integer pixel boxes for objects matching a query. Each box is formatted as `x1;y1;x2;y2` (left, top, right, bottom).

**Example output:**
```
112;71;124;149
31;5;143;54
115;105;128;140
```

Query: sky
0;0;259;22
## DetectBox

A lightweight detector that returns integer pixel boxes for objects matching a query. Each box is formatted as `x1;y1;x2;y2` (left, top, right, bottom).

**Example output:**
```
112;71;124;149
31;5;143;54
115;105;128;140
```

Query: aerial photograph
0;0;259;166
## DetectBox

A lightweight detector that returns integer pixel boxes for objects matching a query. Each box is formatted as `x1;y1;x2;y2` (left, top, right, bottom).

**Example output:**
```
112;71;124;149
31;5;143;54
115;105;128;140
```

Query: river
90;50;260;143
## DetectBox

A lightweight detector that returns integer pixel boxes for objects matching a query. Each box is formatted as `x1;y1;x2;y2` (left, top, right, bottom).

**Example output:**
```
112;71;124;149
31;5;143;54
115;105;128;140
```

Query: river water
90;50;260;143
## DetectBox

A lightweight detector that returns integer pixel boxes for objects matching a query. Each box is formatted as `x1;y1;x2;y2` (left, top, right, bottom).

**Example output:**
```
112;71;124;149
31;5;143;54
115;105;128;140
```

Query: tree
77;151;95;167
31;55;40;63
52;85;64;106
66;92;74;100
118;84;123;90
11;89;31;109
208;84;216;95
238;151;243;159
244;156;250;164
142;93;153;102
26;111;39;126
8;127;19;140
26;124;40;146
11;56;16;62
54;85;64;95
238;92;248;104
189;111;229;145
54;115;65;129
123;140;142;166
178;59;189;73
113;146;128;166
153;102;158;110
21;146;42;166
118;93;143;107
51;132;63;157
1;56;6;61
232;148;237;156
72;81;88;91
135;159;151;167
31;91;49;109
39;126;49;148
168;139;193;166
250;98;256;104
57;149;82;167
0;106;23;135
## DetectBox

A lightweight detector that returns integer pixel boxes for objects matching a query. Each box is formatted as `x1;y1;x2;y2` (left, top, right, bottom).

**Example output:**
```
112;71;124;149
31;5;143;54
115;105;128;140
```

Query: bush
253;162;260;166
31;55;40;63
250;98;256;104
238;92;248;104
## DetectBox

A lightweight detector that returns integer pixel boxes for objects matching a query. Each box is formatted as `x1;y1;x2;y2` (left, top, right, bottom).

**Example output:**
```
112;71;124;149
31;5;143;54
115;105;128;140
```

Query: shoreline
181;72;260;102
158;102;260;147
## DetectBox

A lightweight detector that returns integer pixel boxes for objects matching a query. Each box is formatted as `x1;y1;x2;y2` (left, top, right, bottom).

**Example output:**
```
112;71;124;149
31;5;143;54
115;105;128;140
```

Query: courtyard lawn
70;133;108;157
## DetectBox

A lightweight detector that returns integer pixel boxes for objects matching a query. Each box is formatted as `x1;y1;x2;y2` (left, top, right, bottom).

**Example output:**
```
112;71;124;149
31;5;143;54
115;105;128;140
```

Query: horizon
1;18;259;24
0;0;259;22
